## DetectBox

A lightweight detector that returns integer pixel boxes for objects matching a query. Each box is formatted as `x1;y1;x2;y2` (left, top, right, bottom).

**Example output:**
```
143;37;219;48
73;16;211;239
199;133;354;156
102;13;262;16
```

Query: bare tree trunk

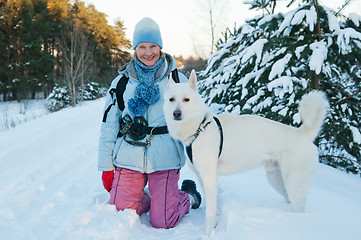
271;0;277;14
191;0;229;58
208;0;215;54
310;72;320;89
59;19;92;107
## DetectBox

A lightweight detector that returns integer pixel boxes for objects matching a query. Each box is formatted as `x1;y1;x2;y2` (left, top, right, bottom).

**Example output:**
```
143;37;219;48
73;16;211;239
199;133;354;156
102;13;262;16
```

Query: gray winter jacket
98;54;187;173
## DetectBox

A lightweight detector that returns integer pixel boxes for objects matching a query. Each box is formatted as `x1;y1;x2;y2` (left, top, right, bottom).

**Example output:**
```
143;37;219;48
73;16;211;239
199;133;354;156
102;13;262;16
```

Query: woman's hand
102;170;114;192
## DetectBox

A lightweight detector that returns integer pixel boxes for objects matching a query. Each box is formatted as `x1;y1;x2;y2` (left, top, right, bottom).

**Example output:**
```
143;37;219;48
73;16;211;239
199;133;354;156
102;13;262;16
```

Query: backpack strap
101;75;129;123
115;75;129;111
171;68;180;83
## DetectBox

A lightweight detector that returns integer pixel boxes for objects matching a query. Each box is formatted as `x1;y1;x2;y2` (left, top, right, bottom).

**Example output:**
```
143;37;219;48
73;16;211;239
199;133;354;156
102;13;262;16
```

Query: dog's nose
173;110;182;120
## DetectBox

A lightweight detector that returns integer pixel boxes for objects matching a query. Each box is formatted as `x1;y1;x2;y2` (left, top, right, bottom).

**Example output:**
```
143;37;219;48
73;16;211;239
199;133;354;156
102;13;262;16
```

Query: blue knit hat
132;17;163;50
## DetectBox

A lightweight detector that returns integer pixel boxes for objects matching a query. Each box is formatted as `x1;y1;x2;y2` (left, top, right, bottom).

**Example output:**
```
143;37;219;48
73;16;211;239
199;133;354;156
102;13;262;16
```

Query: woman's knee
109;168;146;211
149;214;169;229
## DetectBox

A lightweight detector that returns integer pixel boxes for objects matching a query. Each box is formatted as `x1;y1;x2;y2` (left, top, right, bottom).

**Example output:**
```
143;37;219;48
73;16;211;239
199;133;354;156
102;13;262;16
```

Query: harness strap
186;145;193;163
186;116;223;164
213;116;224;159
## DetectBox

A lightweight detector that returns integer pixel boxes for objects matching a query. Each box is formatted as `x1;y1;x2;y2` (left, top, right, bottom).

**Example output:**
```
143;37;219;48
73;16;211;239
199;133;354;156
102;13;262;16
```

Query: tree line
0;0;131;105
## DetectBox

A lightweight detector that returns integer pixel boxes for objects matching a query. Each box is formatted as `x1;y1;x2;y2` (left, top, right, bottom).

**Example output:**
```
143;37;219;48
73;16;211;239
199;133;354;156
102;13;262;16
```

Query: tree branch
334;90;361;105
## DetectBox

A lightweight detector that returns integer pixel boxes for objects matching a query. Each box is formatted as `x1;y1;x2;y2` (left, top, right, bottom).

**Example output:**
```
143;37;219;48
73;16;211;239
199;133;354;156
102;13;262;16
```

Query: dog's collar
187;115;212;146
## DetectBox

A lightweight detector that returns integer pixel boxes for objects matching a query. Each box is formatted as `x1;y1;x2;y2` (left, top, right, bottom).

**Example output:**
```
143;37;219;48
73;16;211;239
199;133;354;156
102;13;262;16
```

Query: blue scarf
128;57;164;117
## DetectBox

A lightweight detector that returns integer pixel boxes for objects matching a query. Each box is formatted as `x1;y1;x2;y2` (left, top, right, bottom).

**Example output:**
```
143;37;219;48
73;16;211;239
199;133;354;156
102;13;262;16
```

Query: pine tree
0;0;131;102
200;1;361;175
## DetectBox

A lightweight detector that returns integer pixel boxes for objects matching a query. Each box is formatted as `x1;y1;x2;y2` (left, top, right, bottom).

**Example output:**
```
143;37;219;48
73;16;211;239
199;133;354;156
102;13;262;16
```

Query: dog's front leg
200;168;218;236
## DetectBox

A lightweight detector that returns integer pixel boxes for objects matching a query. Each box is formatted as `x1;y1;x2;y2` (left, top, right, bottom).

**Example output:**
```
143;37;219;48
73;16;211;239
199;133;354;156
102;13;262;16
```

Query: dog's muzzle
173;110;182;120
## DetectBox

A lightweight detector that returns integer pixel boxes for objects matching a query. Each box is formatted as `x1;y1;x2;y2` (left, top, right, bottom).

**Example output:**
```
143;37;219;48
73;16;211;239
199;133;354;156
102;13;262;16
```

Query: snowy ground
0;99;49;132
0;98;360;240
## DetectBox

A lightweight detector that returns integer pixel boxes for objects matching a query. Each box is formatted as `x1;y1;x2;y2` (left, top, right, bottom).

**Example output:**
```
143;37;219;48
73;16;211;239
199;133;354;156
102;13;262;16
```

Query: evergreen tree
0;0;22;101
0;0;131;103
200;1;361;175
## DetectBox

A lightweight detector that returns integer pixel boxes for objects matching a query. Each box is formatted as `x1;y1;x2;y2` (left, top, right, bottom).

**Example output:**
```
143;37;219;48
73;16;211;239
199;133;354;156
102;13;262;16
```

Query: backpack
102;68;180;122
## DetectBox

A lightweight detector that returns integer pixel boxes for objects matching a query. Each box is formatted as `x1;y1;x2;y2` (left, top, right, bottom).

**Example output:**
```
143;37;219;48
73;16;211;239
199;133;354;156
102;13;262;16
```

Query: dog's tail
298;90;329;140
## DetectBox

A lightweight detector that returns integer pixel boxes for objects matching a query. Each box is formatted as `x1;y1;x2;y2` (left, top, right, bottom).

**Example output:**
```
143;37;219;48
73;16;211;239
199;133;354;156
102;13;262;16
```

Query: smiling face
135;42;161;66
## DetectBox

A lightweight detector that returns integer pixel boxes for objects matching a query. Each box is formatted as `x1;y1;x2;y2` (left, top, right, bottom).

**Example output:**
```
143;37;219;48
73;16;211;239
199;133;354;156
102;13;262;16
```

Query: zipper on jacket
143;107;149;172
143;147;148;173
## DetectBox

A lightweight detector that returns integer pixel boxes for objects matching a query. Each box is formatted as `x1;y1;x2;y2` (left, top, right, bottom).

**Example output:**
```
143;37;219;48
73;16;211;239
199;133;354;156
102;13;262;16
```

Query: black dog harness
186;116;224;164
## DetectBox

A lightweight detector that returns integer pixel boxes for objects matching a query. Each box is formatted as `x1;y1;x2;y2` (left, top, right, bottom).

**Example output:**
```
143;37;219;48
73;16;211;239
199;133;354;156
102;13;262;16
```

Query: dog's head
163;70;207;123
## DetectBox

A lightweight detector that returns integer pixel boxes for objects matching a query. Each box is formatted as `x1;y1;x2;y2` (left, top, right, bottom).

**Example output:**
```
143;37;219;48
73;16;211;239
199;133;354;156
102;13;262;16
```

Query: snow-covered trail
0;100;104;239
0;99;360;240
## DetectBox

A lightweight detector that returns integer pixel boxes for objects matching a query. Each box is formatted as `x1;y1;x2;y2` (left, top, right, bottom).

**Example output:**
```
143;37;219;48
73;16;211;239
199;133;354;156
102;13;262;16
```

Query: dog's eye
169;97;175;102
183;98;190;102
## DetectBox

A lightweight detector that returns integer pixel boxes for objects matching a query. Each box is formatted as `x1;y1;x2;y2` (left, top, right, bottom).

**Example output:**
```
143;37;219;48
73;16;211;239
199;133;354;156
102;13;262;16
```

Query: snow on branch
268;53;292;80
267;76;296;99
349;13;361;27
239;38;268;65
309;40;328;75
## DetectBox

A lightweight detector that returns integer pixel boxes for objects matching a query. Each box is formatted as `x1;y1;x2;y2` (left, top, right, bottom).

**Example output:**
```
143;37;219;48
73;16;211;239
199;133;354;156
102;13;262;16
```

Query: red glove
102;171;114;192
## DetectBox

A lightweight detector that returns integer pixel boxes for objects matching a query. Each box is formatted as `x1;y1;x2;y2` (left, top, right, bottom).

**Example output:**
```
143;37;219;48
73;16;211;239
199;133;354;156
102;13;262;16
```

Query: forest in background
0;0;131;106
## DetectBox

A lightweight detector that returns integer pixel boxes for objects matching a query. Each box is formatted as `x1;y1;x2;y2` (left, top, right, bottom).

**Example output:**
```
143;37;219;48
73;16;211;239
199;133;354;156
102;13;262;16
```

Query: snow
275;8;298;37
290;6;317;32
325;7;340;32
349;12;361;27
350;126;361;144
236;68;265;99
239;38;268;65
268;53;292;80
295;45;306;59
336;27;361;54
305;6;317;32
0;100;49;131
1;98;361;240
267;76;295;99
309;40;328;75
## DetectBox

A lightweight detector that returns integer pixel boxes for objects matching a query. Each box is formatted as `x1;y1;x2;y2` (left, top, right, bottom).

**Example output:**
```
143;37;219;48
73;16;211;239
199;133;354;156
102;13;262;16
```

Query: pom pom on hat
133;17;163;49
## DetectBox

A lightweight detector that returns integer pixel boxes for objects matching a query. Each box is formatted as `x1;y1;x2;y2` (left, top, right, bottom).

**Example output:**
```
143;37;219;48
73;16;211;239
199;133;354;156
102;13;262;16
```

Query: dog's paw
199;229;216;239
199;233;209;240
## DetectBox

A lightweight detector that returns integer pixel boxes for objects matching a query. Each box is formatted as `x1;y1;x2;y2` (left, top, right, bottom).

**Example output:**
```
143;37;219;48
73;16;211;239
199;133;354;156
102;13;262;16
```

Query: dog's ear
189;69;197;91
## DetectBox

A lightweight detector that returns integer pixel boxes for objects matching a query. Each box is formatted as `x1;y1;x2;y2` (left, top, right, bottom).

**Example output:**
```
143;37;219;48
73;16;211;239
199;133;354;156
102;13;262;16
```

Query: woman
98;17;201;229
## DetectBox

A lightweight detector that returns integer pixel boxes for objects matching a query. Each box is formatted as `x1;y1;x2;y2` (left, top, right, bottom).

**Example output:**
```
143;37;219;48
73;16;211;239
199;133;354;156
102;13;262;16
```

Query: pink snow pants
109;167;191;229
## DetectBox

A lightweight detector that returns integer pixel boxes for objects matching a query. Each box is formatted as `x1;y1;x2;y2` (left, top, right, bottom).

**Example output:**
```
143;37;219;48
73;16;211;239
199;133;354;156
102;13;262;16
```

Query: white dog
163;70;329;236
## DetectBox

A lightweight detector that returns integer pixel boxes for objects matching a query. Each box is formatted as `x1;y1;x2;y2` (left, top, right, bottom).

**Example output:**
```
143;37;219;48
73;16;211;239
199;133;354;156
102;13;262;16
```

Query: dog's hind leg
265;161;290;203
280;149;318;212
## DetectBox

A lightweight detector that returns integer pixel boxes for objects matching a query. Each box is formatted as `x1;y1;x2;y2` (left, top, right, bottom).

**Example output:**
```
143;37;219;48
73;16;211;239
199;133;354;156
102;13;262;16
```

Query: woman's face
135;43;161;66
